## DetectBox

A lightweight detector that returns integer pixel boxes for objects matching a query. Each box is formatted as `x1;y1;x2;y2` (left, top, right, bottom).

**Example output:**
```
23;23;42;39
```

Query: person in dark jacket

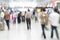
17;12;21;24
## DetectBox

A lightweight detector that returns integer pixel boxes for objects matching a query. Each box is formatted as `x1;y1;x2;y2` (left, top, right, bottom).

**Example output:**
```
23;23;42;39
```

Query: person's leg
17;17;20;23
6;20;9;30
23;16;25;22
29;18;31;29
26;18;29;30
41;24;46;39
55;27;59;39
22;16;24;22
51;25;54;38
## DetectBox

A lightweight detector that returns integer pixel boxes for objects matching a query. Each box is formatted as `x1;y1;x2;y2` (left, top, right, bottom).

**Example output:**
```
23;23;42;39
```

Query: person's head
41;7;46;12
28;9;30;12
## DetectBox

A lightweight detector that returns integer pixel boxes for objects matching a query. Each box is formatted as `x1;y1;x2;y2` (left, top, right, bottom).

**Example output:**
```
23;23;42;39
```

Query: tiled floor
0;20;60;40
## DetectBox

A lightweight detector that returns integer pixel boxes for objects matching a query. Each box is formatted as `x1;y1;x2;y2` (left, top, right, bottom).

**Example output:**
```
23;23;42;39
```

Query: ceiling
0;0;52;7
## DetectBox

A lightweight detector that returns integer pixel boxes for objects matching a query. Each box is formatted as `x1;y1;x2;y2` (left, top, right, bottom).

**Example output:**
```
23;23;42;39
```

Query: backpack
40;12;48;25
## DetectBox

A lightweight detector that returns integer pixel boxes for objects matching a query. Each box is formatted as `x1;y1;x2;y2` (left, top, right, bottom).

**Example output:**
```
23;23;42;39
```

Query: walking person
40;8;48;39
17;12;22;24
35;11;38;22
49;8;59;40
25;9;32;30
4;10;10;30
21;11;25;22
10;11;14;24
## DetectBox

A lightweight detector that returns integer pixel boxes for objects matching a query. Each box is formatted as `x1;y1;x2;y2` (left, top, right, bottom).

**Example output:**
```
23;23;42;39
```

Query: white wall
9;2;37;8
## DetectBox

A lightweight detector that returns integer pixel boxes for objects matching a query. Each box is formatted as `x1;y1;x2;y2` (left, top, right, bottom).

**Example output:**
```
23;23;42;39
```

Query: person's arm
58;15;60;24
48;14;52;23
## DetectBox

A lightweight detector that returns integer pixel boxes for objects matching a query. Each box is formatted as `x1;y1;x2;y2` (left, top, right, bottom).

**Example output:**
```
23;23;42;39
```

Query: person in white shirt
49;8;59;40
25;9;32;30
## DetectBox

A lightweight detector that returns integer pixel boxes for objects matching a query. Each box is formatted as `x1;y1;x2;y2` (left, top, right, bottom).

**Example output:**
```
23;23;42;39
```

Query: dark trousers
5;20;9;30
41;24;46;39
22;16;25;22
26;18;31;30
17;17;21;24
51;25;59;39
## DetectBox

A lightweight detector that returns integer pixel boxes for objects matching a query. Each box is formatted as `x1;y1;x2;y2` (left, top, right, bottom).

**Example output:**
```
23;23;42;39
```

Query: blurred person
17;12;22;24
49;8;59;40
40;8;48;39
21;11;25;22
13;12;17;24
11;11;16;24
0;10;4;30
4;10;10;30
35;11;38;22
25;9;32;30
10;11;14;23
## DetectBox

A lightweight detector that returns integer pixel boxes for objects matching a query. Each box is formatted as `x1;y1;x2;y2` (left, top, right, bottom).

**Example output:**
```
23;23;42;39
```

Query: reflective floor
0;20;60;40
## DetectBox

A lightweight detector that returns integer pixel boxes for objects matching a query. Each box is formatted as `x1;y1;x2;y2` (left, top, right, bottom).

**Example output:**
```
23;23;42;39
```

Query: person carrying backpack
40;8;48;39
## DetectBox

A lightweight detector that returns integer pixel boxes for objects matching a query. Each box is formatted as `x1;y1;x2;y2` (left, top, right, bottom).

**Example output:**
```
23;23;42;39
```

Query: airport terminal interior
0;0;60;40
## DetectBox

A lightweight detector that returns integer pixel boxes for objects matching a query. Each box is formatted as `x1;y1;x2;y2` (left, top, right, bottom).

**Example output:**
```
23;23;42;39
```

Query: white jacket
49;12;60;27
25;12;32;18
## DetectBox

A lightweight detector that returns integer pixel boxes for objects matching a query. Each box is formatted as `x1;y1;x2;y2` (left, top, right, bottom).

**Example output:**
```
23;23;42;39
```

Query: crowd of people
0;7;60;40
0;8;33;30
